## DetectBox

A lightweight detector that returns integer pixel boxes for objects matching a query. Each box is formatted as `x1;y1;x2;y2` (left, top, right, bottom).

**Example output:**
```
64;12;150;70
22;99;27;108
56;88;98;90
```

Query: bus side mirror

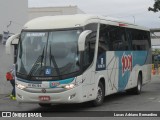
78;30;92;51
6;34;20;54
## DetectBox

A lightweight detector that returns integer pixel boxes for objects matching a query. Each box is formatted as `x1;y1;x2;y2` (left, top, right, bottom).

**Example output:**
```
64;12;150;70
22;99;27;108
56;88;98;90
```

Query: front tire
92;82;105;106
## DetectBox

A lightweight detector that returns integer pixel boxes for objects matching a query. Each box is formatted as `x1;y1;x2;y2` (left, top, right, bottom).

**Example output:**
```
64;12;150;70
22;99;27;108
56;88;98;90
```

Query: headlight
64;84;75;89
16;83;26;90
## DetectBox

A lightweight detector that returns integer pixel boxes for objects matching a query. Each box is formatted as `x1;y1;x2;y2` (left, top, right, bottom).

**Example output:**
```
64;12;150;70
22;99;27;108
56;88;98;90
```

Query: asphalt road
0;75;160;119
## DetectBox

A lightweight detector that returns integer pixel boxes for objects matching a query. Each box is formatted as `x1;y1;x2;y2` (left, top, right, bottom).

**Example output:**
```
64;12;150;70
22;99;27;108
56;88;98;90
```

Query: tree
152;49;160;55
148;0;160;12
155;49;160;54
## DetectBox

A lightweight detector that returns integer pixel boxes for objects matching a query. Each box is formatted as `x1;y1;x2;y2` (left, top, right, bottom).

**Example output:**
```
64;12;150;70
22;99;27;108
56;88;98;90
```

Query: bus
6;14;152;107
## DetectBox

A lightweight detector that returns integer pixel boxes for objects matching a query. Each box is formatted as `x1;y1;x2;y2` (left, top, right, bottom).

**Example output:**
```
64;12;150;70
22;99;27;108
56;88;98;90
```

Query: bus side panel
105;51;150;92
96;51;120;95
95;50;151;96
123;51;151;90
105;51;119;95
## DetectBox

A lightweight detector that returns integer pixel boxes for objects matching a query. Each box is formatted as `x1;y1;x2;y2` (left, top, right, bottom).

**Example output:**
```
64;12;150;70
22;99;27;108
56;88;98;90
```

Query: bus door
82;31;96;84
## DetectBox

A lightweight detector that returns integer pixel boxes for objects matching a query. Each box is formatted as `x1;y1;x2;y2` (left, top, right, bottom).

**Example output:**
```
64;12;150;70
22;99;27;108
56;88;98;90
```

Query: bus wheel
134;74;142;94
39;103;52;107
127;74;142;95
92;82;104;106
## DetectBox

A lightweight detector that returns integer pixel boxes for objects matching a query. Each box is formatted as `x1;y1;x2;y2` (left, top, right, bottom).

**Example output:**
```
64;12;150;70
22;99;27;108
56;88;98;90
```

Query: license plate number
28;83;42;88
39;96;50;101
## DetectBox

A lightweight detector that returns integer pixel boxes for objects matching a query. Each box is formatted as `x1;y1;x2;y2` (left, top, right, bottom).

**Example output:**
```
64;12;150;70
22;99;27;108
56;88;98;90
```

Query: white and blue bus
6;14;151;107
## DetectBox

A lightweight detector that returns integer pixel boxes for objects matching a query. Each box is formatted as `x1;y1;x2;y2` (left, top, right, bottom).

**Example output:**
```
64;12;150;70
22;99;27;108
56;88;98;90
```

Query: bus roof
23;14;149;31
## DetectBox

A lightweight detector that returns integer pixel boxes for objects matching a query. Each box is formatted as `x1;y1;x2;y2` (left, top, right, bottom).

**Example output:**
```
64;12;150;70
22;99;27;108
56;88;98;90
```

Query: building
29;6;85;20
0;0;28;35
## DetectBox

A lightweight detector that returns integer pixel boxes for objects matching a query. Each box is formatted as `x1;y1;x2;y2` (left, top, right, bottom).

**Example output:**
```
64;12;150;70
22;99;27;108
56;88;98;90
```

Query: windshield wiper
50;45;62;80
27;46;45;79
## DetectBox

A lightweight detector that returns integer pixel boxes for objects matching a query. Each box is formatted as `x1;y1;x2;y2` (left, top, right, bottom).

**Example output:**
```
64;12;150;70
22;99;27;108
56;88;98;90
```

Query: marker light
68;93;76;100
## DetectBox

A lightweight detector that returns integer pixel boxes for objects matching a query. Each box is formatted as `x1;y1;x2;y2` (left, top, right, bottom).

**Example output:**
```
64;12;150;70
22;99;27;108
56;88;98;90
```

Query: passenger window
126;29;150;50
99;24;129;51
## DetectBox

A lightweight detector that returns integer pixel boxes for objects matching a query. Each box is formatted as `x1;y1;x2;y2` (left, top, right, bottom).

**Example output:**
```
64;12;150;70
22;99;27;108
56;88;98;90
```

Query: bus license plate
39;96;50;101
28;83;42;88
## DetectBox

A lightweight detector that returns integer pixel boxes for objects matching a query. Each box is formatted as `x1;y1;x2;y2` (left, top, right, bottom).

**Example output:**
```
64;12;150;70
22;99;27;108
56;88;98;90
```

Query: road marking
148;97;156;100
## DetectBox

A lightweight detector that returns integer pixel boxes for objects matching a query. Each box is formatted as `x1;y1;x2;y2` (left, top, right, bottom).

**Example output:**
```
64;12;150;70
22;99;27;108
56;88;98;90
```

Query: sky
28;0;160;28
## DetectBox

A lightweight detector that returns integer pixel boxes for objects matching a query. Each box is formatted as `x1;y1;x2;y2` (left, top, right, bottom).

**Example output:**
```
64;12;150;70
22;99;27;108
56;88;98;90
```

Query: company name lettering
121;53;132;76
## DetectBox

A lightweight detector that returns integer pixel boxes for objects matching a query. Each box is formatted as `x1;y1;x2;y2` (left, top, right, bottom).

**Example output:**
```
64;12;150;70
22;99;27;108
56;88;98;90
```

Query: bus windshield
17;29;82;79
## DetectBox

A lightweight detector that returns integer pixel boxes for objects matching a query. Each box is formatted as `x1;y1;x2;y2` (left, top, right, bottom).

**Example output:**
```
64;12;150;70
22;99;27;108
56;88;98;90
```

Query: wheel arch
98;77;106;96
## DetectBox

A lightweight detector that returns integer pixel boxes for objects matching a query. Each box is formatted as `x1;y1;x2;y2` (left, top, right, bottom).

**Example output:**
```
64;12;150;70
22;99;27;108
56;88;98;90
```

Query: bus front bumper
16;85;83;104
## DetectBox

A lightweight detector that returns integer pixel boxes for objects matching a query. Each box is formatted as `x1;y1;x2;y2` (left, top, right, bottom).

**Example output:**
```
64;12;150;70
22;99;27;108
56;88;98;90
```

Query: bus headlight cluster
64;84;75;89
16;83;26;90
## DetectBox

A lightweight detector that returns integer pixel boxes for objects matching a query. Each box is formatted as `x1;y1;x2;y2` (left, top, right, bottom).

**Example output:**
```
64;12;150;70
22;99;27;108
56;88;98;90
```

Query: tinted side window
126;29;150;50
99;24;110;55
99;24;129;51
109;26;128;51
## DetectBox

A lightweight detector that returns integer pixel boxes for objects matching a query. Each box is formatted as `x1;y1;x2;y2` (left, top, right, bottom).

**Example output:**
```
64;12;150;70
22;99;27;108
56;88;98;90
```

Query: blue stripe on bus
115;51;148;91
96;51;148;91
59;78;74;84
49;78;75;88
